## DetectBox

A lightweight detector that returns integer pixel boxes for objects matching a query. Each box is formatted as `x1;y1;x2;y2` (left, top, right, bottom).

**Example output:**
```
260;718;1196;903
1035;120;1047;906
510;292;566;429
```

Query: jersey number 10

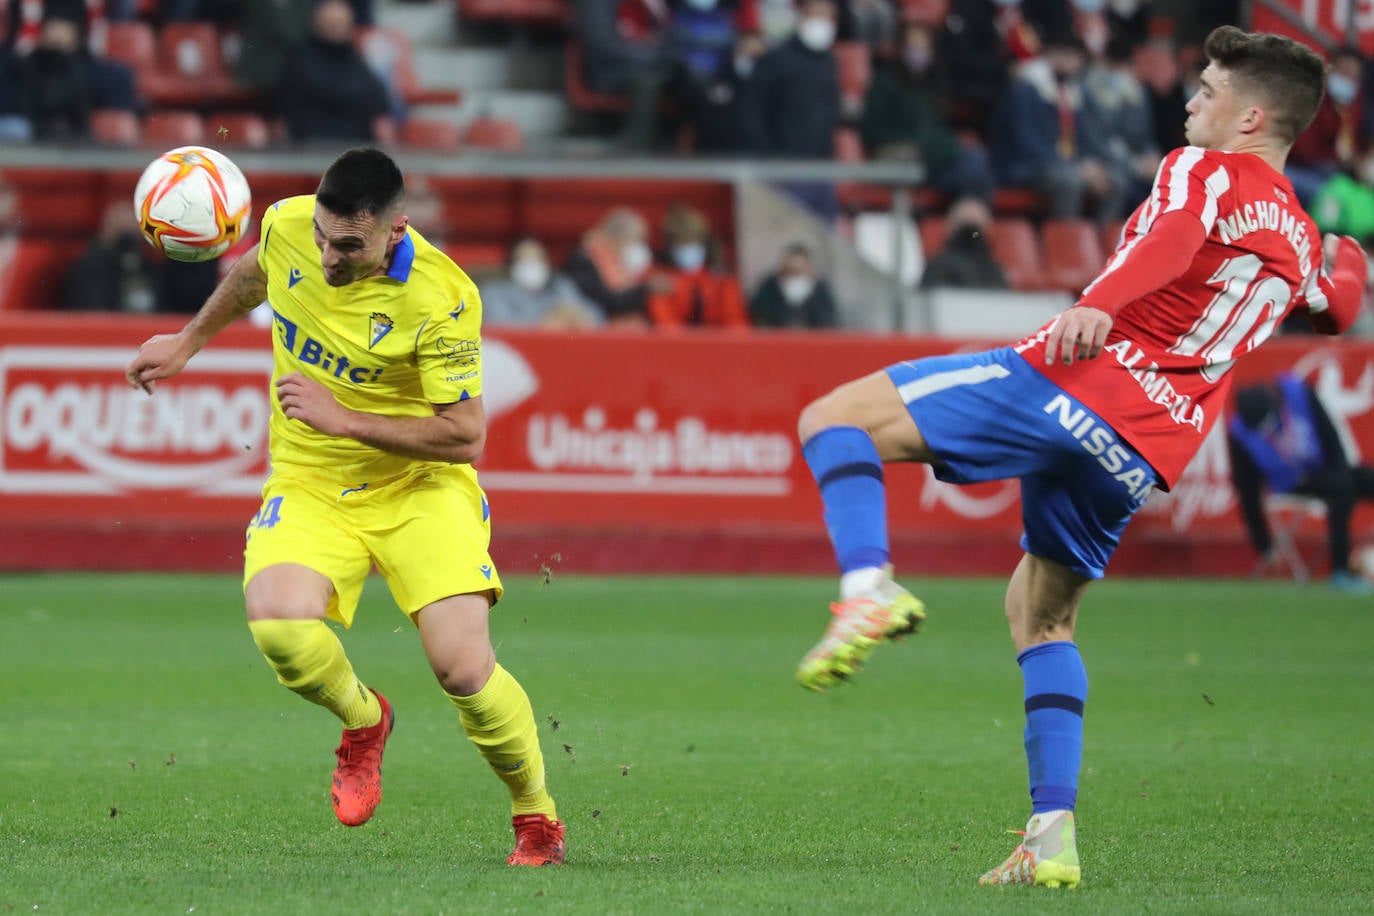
1168;253;1291;383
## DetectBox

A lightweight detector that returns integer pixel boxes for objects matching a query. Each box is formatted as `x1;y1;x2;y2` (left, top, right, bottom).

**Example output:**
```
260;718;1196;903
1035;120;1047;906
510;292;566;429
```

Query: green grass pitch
2;572;1372;914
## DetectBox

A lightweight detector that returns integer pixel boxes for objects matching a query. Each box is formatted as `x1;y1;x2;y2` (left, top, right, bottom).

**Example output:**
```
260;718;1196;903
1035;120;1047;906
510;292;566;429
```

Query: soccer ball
133;146;252;262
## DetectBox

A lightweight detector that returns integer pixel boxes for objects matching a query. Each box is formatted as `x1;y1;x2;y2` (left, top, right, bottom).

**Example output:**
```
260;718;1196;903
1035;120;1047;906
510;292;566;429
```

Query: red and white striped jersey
1015;146;1344;488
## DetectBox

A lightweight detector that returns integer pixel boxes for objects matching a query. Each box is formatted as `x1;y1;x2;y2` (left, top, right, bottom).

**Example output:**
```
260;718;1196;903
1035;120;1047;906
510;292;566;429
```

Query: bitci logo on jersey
0;346;273;495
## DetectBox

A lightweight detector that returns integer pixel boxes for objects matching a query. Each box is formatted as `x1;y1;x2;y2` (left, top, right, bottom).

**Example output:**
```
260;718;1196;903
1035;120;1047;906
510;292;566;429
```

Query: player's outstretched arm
1302;234;1368;335
275;371;486;464
125;246;267;393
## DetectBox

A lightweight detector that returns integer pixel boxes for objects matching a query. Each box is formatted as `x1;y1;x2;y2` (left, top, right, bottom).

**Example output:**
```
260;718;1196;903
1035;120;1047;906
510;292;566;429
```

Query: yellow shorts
242;464;502;626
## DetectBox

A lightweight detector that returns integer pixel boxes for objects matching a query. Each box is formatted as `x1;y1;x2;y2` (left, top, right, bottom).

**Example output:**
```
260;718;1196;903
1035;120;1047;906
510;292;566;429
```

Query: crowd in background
0;0;1372;332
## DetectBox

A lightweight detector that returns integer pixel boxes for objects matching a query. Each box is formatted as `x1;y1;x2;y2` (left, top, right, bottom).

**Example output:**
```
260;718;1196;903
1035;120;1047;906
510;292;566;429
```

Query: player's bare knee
432;651;495;698
798;393;844;442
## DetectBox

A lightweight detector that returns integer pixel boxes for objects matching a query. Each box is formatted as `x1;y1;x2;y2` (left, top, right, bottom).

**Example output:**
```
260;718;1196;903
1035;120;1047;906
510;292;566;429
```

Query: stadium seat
1100;219;1127;255
147;21;253;108
986;218;1046;291
834;41;871;111
899;0;950;27
463;116;525;152
205;112;271;149
357;28;461;107
444;243;508;271
103;20;156;72
0;238;86;310
918;215;947;260
143;111;206;147
991;187;1046;218
564;41;629;113
90;109;141;146
401;117;461;151
1042;218;1106;293
459;0;567;26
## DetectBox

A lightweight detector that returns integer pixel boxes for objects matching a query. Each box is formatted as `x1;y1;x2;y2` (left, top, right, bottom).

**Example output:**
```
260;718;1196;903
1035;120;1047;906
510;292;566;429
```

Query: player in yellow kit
125;148;564;866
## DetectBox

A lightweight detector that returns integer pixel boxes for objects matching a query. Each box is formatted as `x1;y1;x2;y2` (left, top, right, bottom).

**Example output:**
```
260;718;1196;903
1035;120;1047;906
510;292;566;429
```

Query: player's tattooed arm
125;245;266;393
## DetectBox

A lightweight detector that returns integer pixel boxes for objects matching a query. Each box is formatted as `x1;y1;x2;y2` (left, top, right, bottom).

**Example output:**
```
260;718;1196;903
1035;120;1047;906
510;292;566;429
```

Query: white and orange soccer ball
133;146;252;262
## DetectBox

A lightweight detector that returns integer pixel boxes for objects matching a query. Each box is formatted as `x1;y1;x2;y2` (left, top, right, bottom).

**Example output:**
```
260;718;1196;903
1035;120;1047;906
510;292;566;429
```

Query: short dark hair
316;147;405;218
1203;25;1326;145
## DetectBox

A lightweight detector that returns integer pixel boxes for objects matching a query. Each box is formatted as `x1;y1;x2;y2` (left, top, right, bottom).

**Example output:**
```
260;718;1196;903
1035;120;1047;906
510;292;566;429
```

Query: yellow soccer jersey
257;195;484;483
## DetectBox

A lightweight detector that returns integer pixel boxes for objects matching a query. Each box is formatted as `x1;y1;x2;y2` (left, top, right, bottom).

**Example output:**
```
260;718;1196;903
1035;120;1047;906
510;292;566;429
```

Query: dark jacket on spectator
742;35;839;158
919;225;1008;290
991;74;1110;187
749;275;838;328
22;44;89;140
277;34;390;143
575;0;667;95
686;56;754;154
563;244;649;320
859;58;958;172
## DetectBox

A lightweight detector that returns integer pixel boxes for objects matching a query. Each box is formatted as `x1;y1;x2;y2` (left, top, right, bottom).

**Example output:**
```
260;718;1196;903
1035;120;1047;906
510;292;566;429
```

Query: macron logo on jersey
272;311;384;385
288;267;304;288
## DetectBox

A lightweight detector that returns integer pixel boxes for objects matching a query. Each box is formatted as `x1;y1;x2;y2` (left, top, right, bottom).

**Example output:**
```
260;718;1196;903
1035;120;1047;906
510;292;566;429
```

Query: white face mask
673;243;706;271
621;240;651;275
780;274;815;304
734;56;754;79
1328;73;1358;106
796;17;835;52
511;259;549;291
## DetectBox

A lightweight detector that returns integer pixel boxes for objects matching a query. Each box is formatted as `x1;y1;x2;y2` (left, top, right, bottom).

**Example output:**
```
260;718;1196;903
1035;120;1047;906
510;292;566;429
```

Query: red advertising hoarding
2;313;1372;577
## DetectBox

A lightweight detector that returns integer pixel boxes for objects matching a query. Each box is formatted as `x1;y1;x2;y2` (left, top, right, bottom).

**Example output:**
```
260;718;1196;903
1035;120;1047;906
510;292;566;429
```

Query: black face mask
949;225;987;249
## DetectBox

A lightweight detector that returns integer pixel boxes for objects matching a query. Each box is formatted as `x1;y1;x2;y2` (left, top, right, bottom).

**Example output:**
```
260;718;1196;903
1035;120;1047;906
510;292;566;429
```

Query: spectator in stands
937;0;1015;133
574;0;672;150
1139;38;1191;155
276;0;390;144
750;242;838;328
563;207;663;325
20;14;91;141
668;0;740;91
918;196;1008;290
483;238;603;329
990;29;1120;219
1312;149;1374;243
860;19;996;201
684;30;764;154
61;200;219;314
846;0;895;49
1227;373;1374;592
234;0;316;94
648;202;748;328
0;44;31;141
1287;46;1368;207
742;0;842;219
1083;32;1160;210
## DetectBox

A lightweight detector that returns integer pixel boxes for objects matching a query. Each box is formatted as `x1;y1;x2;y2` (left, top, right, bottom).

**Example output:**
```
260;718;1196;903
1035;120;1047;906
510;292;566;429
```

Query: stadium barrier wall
2;312;1372;577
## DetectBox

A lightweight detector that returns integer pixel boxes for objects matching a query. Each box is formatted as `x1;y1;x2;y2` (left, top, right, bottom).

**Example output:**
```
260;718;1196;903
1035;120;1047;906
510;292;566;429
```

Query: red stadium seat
143;111;206;147
444;243;508;271
146;22;254;107
986;218;1046;291
564;41;629;113
918;215;947;260
103;20;156;71
357;28;461;106
401;117;461;150
91;109;141;146
990;187;1046;218
459;0;568;26
834;41;871;111
0;239;86;310
204;112;272;149
1042;218;1106;293
1100;219;1126;257
463;116;525;152
899;0;949;27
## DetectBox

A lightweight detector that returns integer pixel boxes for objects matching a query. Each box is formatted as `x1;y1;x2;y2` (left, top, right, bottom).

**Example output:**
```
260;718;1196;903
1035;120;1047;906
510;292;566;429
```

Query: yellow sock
248;618;381;730
447;664;557;819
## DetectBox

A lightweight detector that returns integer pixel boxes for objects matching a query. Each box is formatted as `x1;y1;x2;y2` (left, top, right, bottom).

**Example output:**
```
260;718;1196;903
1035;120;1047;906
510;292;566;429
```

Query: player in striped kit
793;26;1367;887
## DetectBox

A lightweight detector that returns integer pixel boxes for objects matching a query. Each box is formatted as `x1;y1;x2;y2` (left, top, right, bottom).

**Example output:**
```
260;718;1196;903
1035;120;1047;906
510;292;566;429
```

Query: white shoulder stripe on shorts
897;363;1012;404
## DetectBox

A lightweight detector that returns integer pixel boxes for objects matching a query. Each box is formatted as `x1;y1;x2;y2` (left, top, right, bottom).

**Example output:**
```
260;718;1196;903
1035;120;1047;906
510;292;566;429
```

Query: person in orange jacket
647;202;749;329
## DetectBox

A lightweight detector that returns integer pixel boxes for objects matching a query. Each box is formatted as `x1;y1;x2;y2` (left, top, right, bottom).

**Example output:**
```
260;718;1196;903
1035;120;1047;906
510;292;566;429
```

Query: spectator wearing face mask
918;196;1009;290
19;14;91;141
647;203;749;329
563;207;664;326
749;243;839;328
860;19;996;201
990;29;1121;219
1083;32;1160;211
482;238;603;330
1287;46;1369;207
741;0;842;219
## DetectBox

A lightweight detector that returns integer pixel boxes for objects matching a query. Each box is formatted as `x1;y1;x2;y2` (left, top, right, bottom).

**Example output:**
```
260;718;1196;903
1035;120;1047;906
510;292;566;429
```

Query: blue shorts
885;347;1159;578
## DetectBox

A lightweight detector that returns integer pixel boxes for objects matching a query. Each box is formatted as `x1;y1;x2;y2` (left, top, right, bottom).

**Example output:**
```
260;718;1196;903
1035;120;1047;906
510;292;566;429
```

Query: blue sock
802;426;889;573
1018;641;1088;813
